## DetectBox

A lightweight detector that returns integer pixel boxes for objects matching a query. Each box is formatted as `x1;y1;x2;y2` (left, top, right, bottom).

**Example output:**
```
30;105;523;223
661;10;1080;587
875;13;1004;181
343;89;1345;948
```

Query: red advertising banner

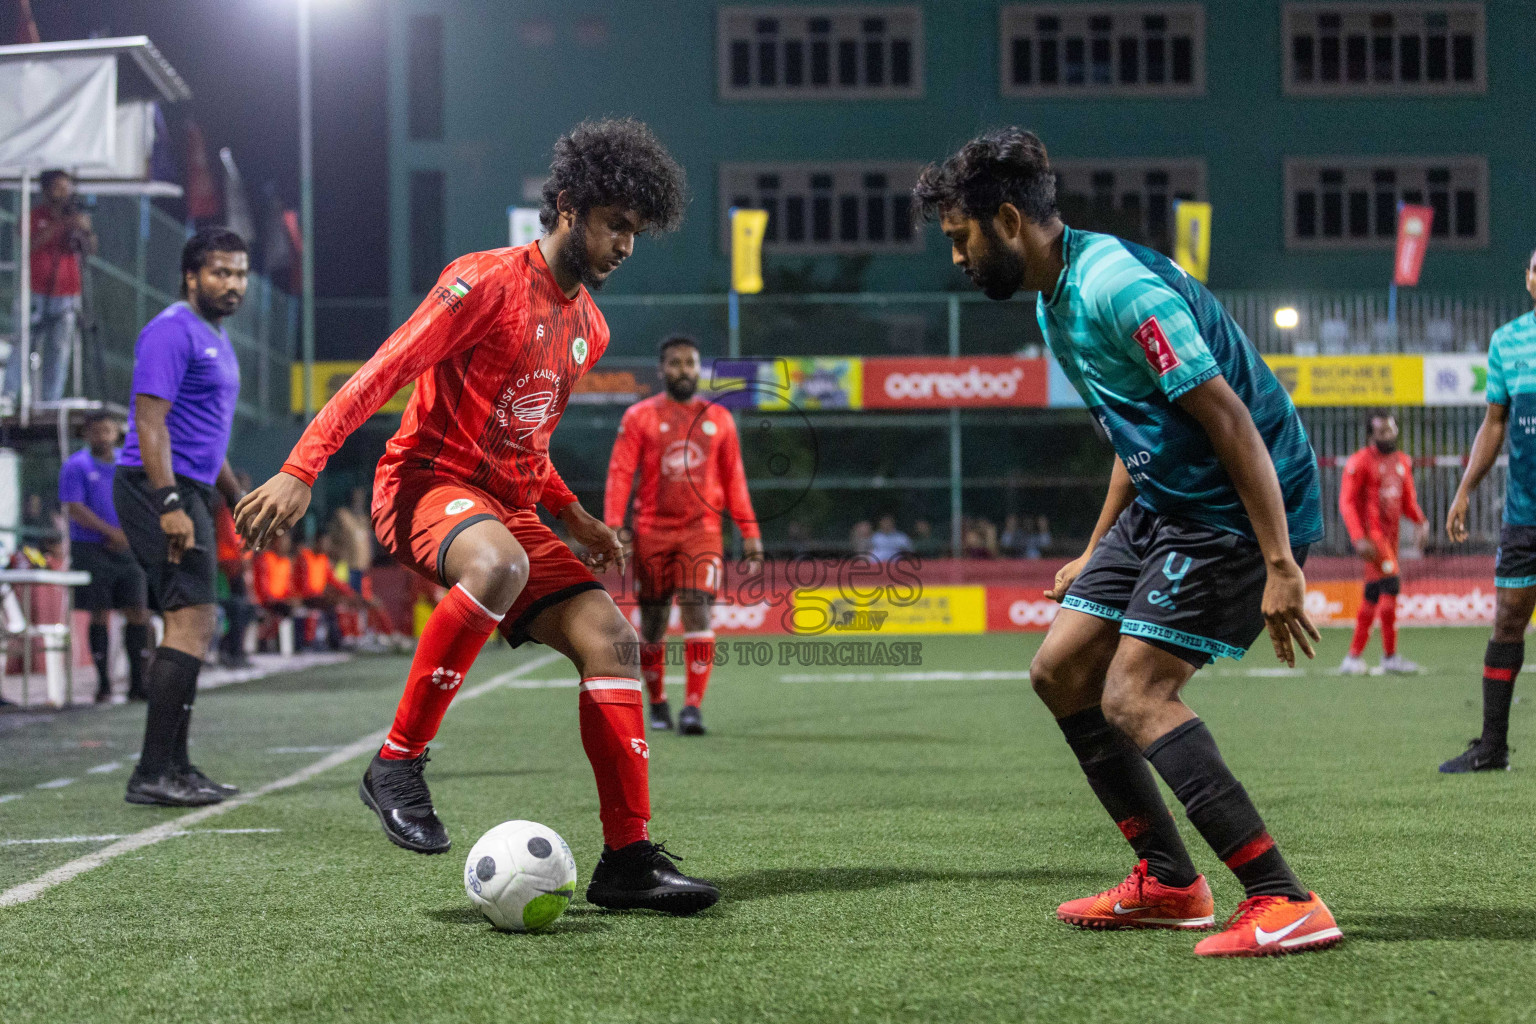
985;586;1062;632
862;357;1049;409
1393;204;1434;287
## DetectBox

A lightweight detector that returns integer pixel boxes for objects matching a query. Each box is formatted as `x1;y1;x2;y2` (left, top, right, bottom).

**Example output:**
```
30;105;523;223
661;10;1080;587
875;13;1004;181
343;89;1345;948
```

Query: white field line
778;670;1033;684
0;650;562;909
0;795;21;805
34;778;75;790
1;828;283;846
85;762;122;775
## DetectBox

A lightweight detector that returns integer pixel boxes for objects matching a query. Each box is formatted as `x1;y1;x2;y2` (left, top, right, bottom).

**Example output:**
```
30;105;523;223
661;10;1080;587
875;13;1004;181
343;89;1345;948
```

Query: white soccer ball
463;820;578;932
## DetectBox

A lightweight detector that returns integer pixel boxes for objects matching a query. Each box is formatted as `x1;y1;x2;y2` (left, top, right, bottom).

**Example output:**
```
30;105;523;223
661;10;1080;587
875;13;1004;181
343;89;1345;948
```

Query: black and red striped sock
1057;706;1198;888
1482;640;1522;749
1144;718;1307;901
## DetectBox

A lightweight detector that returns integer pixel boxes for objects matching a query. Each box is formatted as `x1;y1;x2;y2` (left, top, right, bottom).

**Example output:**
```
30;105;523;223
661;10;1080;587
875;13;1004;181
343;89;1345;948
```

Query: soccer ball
463;820;578;932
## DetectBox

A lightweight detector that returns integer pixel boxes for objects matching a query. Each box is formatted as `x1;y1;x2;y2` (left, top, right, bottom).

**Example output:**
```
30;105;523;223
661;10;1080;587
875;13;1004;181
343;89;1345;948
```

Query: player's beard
969;227;1026;301
558;218;608;291
1374;438;1398;454
665;375;698;401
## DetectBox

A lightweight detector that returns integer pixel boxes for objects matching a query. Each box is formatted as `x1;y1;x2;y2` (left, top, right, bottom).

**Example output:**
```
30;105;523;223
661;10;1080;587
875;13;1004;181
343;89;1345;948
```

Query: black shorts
71;541;149;612
1063;503;1310;668
1494;523;1536;589
113;468;217;613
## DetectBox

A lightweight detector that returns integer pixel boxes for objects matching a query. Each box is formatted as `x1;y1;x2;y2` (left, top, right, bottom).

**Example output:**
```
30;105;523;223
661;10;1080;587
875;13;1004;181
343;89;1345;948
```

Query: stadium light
1273;307;1300;330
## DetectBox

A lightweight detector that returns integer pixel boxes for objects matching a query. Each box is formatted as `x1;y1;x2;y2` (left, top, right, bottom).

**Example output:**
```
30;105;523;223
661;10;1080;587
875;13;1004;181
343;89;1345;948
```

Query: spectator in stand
1025;515;1053;559
849;520;874;555
329;488;374;595
253;531;297;648
59;413;151;702
962;516;1000;559
296;535;361;651
911;518;941;557
1000;514;1028;558
869;515;913;563
214;473;255;668
6;170;96;403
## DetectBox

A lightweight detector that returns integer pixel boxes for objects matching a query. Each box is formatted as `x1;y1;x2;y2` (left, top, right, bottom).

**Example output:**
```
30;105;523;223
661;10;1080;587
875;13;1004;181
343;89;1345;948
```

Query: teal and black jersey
1037;226;1323;545
1486;310;1536;526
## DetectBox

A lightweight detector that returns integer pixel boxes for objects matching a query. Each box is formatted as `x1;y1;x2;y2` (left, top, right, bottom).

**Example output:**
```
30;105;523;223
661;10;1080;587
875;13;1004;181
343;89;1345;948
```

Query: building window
999;4;1204;98
406;15;444;140
719;163;922;253
1050;159;1206;253
409;170;445;292
1283;3;1484;95
718;6;923;99
1285;157;1487;249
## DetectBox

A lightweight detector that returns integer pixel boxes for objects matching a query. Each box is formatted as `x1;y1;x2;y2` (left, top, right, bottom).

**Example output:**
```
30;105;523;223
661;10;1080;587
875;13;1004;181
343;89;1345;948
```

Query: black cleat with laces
1439;738;1511;774
359;750;451;853
649;700;674;731
585;840;720;915
678;705;705;736
183;765;239;798
125;771;223;807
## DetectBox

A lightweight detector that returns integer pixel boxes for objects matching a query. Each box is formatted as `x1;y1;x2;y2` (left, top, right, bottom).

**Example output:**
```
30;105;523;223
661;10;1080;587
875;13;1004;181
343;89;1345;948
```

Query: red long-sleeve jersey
604;392;759;540
281;243;606;514
1339;446;1425;557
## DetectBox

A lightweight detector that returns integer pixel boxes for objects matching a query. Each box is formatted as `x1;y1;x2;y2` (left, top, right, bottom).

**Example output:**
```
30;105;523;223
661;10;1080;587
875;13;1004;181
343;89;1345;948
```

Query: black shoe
125;686;148;703
359;750;450;854
184;765;240;797
94;687;112;704
125;771;225;806
585;840;720;915
649;700;673;731
1439;738;1511;773
678;705;706;736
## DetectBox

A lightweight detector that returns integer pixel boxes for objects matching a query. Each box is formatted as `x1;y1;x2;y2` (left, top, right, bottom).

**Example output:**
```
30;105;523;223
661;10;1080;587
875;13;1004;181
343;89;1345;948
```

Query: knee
1029;648;1084;708
1099;667;1149;739
457;546;530;612
576;612;639;677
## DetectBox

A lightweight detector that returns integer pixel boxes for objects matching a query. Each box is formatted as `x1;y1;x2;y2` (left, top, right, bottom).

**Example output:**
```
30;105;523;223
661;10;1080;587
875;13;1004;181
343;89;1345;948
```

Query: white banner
0;55;117;172
1422;354;1490;406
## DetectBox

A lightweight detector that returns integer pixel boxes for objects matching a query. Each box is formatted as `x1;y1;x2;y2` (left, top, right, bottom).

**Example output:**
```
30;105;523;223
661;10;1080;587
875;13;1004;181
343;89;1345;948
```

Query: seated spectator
962;516;999;559
296;537;359;651
214;474;255;668
1024;515;1052;559
252;532;297;650
869;514;912;563
910;518;942;557
849;520;873;555
999;514;1028;558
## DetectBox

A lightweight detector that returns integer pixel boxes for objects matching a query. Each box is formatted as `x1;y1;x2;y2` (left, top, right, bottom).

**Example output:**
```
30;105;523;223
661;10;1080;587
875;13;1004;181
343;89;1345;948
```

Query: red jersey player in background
234;119;719;915
604;335;762;736
1338;409;1427;675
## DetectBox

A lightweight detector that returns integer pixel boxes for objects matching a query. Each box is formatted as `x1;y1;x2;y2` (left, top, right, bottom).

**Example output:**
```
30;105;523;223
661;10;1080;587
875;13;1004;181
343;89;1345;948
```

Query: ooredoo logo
883;365;1026;402
1007;600;1059;627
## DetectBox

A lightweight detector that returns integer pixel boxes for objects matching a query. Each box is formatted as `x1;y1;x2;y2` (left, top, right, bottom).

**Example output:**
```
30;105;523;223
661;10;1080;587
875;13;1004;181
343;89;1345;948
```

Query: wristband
153;487;184;513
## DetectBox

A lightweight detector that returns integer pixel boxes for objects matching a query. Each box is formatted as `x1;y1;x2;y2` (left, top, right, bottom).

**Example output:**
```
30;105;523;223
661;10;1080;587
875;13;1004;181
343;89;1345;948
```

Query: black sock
124;623;150;694
171;659;202;771
88;623;111;692
1482;640;1522;749
1144;719;1307;901
137;647;201;778
1058;706;1199;887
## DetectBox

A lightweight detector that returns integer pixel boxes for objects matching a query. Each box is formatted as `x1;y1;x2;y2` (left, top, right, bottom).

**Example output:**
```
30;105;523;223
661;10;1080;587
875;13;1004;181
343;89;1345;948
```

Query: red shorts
1363;542;1400;583
632;527;723;603
373;467;603;646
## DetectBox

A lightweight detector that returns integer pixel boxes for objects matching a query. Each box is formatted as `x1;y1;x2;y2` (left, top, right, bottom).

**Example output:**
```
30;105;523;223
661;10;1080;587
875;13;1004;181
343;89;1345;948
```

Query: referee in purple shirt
115;228;249;807
59;412;150;703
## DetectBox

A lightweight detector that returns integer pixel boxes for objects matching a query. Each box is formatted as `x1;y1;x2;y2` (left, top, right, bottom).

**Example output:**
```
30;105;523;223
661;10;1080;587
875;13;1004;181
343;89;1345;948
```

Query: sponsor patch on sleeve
1132;315;1182;377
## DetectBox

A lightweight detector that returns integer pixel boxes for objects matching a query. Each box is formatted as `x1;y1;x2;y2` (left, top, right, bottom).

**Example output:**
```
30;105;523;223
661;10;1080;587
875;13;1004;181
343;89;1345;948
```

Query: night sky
10;0;389;312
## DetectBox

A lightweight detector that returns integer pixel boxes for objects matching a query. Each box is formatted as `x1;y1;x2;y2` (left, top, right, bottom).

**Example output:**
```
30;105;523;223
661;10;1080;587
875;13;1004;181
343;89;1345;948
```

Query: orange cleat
1193;892;1342;957
1057;860;1215;930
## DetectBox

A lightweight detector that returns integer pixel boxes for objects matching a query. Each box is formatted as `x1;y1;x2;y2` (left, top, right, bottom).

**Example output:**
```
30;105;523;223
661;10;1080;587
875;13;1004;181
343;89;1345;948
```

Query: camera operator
5;169;97;403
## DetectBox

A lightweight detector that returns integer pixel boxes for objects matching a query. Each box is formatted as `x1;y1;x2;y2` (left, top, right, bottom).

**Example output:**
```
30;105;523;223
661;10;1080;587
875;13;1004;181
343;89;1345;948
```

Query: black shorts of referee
113;467;217;613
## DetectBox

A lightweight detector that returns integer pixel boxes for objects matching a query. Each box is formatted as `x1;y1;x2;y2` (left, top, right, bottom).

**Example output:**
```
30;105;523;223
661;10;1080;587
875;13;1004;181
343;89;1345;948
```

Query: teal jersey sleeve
1487;329;1509;406
1093;271;1220;402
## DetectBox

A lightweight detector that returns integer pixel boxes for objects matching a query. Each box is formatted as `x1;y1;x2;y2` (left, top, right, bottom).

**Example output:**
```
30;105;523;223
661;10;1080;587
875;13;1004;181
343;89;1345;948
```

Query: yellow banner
792;585;986;635
1263;355;1423;406
1173;201;1212;283
291;361;414;415
730;208;768;294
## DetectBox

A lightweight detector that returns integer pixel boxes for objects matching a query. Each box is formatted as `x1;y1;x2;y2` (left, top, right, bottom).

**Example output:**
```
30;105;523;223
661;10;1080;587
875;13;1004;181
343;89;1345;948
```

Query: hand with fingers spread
1262;557;1320;667
560;502;625;574
234;472;312;551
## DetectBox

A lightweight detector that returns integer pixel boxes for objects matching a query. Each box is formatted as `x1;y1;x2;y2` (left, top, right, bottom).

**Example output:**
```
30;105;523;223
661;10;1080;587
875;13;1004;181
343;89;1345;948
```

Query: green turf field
1;628;1532;1023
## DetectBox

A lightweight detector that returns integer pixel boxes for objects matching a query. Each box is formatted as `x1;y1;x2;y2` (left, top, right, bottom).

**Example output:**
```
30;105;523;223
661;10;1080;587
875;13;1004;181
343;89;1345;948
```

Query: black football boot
359;750;451;853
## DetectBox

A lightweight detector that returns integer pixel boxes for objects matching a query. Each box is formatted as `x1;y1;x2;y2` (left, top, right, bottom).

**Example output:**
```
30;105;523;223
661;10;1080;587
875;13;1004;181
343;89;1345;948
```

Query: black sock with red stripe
1144;718;1307;901
1057;706;1198;888
1482;640;1522;749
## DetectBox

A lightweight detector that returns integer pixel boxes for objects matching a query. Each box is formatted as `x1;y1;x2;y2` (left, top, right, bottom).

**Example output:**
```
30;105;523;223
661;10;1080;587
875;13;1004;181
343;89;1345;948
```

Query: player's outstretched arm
234;472;312;551
1177;376;1319;666
1047;457;1136;602
1448;402;1509;543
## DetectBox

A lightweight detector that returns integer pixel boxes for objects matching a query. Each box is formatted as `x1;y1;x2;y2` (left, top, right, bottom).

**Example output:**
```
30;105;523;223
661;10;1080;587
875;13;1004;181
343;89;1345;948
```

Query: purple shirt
59;447;120;544
119;302;241;486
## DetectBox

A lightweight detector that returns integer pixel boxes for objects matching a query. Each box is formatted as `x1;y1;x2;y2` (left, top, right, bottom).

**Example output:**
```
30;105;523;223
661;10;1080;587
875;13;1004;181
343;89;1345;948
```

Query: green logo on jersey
572;336;588;365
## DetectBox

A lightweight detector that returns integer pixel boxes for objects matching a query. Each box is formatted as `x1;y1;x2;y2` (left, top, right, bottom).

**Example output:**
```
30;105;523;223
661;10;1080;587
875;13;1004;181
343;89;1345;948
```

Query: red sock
578;677;651;848
1349;599;1378;658
380;584;501;760
1379;593;1398;657
640;642;667;703
684;631;715;708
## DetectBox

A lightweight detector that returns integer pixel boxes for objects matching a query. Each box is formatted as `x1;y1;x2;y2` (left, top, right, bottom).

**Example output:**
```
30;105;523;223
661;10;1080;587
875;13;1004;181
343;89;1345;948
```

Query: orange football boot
1057;859;1215;930
1193;892;1342;957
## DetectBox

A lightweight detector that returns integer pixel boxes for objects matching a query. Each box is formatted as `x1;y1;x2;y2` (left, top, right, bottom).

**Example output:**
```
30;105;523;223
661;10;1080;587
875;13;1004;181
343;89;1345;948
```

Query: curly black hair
913;127;1058;226
180;227;247;297
540;118;688;233
658;333;699;362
